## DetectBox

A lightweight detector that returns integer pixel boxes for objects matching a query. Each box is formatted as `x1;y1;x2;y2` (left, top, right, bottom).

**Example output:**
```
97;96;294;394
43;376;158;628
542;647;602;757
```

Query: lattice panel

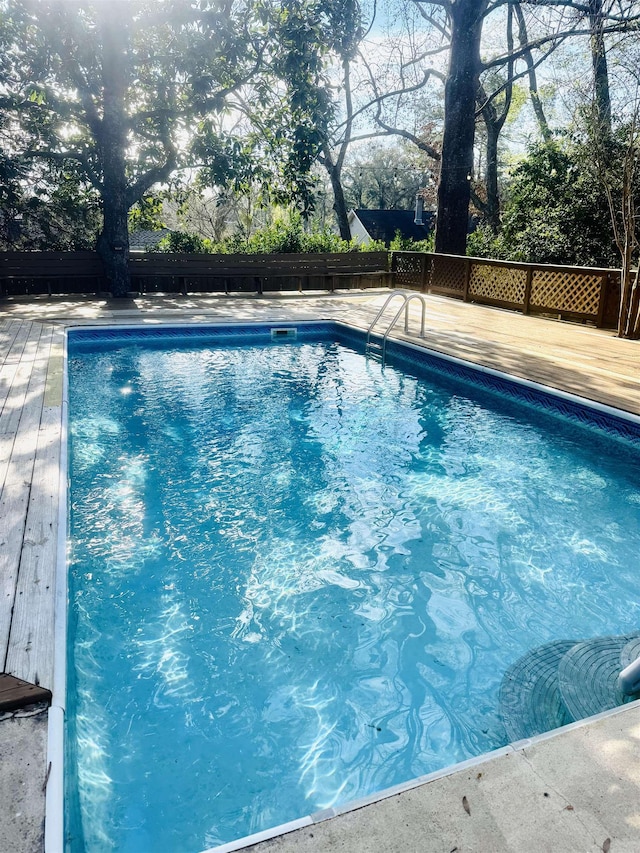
394;254;424;289
431;255;466;293
469;265;527;305
531;270;602;315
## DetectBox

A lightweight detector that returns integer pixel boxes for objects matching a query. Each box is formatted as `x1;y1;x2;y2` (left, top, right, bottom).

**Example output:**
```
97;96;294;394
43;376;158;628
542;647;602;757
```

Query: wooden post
421;254;428;292
523;267;533;315
595;272;608;328
463;258;471;302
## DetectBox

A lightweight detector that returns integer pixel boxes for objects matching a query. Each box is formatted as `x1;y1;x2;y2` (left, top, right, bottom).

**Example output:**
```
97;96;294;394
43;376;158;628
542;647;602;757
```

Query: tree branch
126;149;178;208
477;36;566;112
513;2;552;140
410;3;450;38
411;0;453;16
350;125;441;160
336;58;353;174
22;148;102;191
330;63;442;138
482;20;640;70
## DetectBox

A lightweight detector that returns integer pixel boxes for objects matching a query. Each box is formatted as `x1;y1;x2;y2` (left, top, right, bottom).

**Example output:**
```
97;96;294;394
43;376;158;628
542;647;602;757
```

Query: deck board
0;325;43;489
3;321;38;362
0;324;41;670
0;673;51;712
0;321;23;366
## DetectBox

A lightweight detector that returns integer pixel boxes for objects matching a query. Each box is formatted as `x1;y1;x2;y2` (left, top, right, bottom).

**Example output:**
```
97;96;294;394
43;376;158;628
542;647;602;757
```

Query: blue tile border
67;321;640;448
68;321;337;348
379;336;640;447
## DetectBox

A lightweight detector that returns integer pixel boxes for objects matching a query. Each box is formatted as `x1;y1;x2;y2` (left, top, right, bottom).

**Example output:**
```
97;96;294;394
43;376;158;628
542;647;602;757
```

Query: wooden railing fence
392;252;621;329
0;249;622;329
0;251;392;297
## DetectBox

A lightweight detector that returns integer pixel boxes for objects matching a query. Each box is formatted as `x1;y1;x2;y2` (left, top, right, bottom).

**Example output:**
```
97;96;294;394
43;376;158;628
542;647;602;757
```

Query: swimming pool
65;321;640;852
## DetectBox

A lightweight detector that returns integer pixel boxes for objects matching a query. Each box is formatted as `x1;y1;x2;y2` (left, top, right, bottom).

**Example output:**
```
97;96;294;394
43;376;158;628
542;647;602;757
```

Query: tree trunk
625;266;640;339
96;8;131;297
589;0;612;135
435;0;486;255
618;238;632;337
97;188;131;298
484;119;500;232
513;4;552;143
323;146;351;241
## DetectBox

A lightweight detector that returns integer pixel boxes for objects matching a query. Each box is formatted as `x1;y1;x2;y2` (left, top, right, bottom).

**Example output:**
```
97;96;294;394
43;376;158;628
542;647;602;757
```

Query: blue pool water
66;324;640;852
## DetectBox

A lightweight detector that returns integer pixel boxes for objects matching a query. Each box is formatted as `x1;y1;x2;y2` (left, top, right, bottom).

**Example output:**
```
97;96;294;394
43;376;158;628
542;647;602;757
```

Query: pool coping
204;697;640;853
44;348;68;853
48;316;640;853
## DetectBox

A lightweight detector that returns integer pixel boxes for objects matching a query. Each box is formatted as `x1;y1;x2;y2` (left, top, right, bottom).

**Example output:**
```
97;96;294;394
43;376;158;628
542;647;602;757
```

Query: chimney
414;193;424;225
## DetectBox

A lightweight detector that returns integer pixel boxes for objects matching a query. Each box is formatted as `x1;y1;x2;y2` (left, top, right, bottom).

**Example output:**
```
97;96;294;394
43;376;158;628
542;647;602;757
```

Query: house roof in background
129;228;172;251
351;209;435;245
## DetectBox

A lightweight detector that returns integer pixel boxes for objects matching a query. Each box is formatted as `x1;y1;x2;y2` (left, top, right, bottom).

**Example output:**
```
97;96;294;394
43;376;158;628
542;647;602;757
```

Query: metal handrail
365;290;427;366
381;293;426;364
365;291;411;350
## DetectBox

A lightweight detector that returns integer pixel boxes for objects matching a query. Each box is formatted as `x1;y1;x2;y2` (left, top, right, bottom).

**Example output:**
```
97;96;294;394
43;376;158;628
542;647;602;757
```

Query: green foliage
253;0;364;221
192;128;258;194
157;231;213;253
154;213;385;254
466;222;503;259
128;195;166;232
470;139;618;267
212;218;352;253
0;162;101;250
0;0;332;258
189;0;352;219
389;231;434;252
343;144;432;212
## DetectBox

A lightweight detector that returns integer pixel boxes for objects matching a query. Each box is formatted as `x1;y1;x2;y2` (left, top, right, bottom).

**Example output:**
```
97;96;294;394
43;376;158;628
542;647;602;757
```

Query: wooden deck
0;291;638;692
0;673;51;712
0;318;63;692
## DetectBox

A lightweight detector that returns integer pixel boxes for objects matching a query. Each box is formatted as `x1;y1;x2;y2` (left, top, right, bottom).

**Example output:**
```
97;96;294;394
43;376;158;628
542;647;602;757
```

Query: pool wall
67;320;640;446
381;335;640;446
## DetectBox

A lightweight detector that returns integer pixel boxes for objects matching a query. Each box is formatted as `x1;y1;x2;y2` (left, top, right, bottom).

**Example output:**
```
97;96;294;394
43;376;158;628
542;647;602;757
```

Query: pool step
621;635;640;669
499;631;640;742
365;340;383;360
499;640;577;742
557;632;640;721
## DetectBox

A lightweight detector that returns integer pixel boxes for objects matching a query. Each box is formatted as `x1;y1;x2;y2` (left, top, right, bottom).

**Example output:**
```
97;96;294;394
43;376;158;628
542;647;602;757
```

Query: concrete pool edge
203;698;640;853
50;316;640;852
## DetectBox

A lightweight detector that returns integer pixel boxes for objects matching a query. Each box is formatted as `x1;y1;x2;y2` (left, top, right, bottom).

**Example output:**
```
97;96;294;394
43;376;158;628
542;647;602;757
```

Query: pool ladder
365;290;427;366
